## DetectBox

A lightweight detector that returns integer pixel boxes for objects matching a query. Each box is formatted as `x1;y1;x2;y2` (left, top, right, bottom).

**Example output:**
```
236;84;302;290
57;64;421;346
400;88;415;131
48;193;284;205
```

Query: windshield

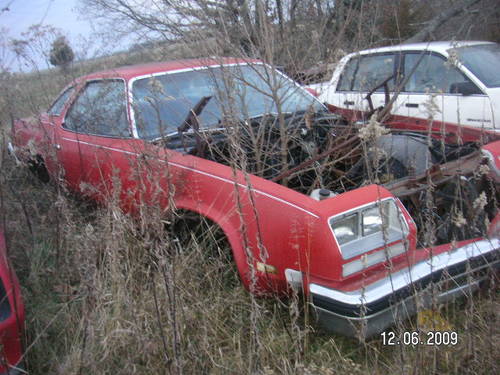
131;64;323;140
453;43;500;88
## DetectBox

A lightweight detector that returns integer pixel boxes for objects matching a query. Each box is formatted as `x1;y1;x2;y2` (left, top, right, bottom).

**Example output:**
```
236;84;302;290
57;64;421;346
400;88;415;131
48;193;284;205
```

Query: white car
318;41;500;131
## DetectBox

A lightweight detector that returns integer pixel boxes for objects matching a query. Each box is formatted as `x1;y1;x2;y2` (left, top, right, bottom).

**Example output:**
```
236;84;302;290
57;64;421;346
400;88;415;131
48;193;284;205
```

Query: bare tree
76;0;500;83
404;0;481;43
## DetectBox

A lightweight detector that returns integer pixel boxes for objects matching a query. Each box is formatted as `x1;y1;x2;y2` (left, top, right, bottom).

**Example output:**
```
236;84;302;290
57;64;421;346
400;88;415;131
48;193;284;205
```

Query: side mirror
450;81;482;96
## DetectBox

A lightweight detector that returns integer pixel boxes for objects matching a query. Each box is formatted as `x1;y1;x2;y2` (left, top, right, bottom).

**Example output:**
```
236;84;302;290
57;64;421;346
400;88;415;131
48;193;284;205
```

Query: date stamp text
381;331;458;346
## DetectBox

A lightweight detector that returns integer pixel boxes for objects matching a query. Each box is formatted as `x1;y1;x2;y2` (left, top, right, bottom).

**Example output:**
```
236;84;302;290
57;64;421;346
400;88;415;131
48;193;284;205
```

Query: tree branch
404;0;481;43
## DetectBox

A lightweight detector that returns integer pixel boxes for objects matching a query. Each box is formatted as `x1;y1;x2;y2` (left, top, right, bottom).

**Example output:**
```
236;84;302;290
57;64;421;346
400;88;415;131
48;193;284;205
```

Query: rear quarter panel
12;114;58;174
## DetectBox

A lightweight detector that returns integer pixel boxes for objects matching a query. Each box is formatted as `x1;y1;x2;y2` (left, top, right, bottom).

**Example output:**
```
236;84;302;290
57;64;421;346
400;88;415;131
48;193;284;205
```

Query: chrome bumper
310;238;500;338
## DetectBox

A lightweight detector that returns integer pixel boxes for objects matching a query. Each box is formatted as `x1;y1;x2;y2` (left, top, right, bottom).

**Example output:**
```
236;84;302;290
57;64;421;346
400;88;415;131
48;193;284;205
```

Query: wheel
345;156;408;185
166;211;239;288
435;177;487;243
375;134;433;176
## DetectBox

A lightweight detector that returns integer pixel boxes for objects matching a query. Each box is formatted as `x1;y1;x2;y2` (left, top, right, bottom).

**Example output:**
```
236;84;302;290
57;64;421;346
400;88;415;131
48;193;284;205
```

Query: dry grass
0;128;499;374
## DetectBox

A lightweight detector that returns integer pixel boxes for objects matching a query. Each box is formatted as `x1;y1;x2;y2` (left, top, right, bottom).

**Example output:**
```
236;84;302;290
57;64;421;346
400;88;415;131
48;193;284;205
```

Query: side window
404;53;472;93
64;80;130;137
48;87;75;116
352;54;395;92
337;58;358;91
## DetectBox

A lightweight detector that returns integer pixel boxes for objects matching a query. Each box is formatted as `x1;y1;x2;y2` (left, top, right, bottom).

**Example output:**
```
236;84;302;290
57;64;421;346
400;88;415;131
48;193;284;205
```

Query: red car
0;228;24;374
9;58;499;338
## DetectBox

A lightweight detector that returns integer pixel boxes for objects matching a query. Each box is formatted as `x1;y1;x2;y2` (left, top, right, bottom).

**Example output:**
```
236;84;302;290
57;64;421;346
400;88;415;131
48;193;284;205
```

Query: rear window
337;58;358;91
48;86;75;116
352;54;395;92
64;80;130;137
337;54;396;92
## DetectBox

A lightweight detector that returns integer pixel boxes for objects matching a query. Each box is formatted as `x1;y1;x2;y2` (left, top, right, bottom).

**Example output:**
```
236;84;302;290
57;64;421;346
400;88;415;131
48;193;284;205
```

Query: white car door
322;53;398;117
321;55;359;111
393;52;493;129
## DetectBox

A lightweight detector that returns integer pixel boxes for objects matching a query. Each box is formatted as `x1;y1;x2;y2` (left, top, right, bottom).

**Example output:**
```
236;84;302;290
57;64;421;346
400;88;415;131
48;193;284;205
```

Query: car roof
77;57;262;82
349;41;496;57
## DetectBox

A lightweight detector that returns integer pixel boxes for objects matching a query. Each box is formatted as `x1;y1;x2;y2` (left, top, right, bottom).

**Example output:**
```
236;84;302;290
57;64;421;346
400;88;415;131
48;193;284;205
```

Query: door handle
53;144;61;150
343;100;355;106
405;103;419;108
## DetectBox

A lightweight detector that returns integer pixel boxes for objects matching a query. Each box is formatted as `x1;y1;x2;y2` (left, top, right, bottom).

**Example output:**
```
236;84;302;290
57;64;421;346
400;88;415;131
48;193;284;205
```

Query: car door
58;79;144;203
324;55;359;116
393;52;493;129
326;53;398;120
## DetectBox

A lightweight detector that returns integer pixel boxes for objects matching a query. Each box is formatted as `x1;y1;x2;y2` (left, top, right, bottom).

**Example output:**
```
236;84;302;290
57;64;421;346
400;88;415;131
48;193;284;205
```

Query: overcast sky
2;0;91;37
0;0;121;71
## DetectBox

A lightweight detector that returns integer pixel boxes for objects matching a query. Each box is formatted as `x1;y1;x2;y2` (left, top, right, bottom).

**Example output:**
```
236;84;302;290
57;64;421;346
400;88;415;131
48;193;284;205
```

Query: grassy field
0;59;498;374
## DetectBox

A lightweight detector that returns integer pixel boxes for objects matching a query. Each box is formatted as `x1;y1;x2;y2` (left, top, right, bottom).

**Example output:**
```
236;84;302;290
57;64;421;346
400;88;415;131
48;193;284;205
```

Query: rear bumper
310;239;500;338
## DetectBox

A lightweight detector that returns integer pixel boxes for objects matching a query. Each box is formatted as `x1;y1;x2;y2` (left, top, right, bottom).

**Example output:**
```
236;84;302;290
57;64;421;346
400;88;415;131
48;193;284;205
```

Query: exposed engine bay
155;108;496;246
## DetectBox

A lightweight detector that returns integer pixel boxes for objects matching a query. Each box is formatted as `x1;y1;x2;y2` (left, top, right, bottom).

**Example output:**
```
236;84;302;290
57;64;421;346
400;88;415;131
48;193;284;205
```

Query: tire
346;134;433;185
28;155;50;183
375;134;433;176
167;211;239;288
346;156;408;185
435;177;487;243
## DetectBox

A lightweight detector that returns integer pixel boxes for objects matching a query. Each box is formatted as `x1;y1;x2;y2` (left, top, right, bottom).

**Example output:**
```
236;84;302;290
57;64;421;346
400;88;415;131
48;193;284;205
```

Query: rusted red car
0;228;24;374
9;58;499;338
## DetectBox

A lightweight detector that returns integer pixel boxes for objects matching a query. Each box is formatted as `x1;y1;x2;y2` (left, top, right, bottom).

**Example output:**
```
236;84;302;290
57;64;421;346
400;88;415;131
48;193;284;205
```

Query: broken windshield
131;64;323;140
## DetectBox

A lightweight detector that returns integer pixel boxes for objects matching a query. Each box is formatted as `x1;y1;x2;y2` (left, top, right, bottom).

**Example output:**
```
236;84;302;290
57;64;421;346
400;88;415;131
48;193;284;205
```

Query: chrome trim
285;269;303;291
313;272;490;338
342;242;406;277
63;78;133;139
310;238;499;306
327;197;392;255
328;197;393;223
437;279;482;299
328;198;409;260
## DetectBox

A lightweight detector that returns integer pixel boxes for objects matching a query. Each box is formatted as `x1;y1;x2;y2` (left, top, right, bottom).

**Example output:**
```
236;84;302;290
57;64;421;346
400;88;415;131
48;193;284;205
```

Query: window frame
336;56;359;92
63;78;132;138
48;86;76;117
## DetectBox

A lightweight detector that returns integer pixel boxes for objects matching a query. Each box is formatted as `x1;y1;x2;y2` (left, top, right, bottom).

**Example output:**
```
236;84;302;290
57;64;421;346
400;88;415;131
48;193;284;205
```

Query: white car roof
348;41;495;58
